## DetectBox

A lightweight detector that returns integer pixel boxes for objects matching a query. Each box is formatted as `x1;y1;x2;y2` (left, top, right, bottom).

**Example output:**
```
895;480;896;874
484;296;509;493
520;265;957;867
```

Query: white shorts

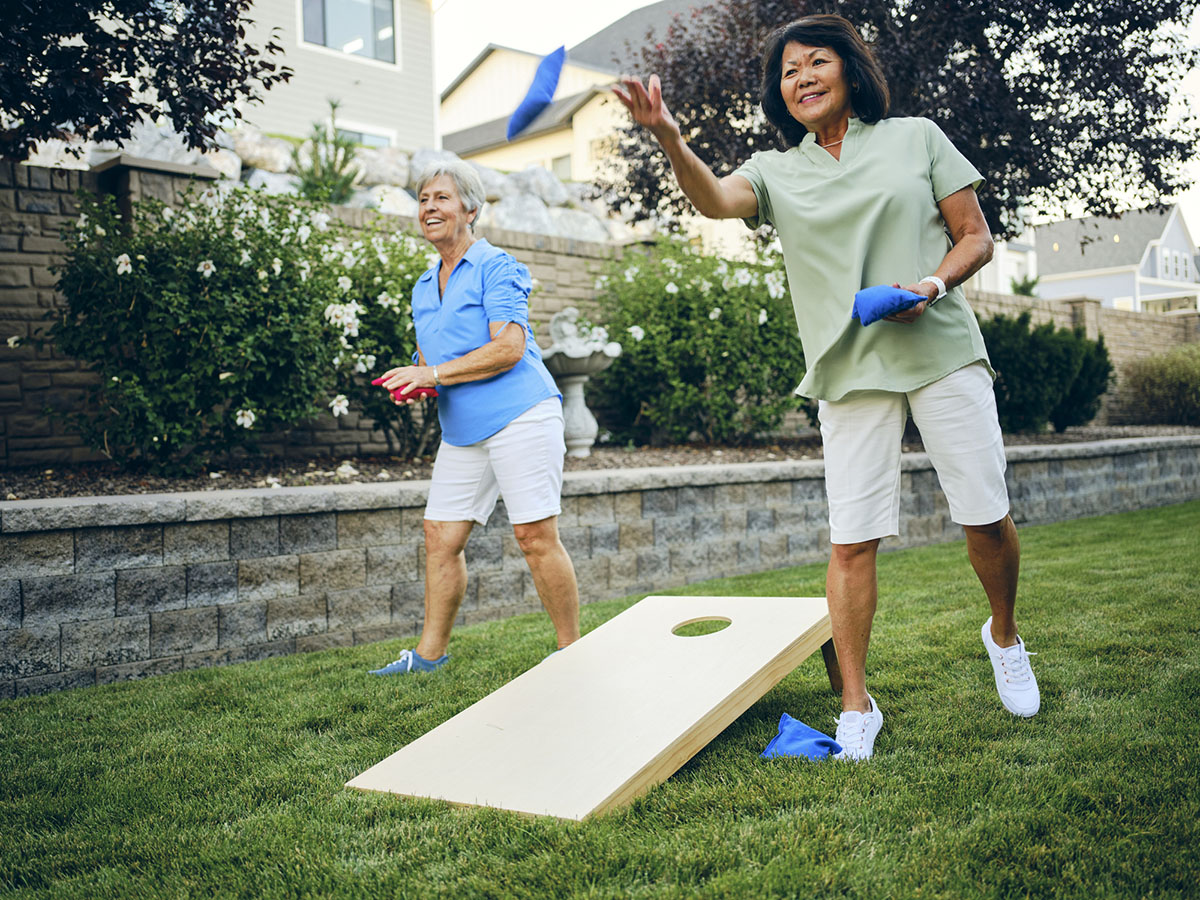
818;362;1009;544
425;398;566;526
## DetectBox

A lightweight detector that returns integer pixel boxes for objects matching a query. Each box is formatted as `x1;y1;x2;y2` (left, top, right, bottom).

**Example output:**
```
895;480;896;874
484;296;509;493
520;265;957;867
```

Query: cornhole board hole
347;595;839;820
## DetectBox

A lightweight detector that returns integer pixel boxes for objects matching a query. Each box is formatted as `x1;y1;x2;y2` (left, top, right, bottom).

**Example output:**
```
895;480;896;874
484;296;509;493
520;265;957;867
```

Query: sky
432;0;1200;235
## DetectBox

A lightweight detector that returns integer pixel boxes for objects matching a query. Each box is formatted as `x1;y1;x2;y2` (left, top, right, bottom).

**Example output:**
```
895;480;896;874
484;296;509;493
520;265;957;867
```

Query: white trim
294;0;403;72
1037;264;1137;281
335;117;398;146
1138;276;1200;290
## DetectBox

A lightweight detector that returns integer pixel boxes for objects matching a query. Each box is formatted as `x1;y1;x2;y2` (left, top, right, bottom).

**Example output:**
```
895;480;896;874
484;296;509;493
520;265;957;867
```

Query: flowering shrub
588;239;805;445
1122;343;1200;426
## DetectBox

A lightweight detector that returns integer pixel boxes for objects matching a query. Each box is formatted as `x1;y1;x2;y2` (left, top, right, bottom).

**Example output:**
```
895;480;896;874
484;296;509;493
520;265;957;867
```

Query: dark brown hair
760;15;890;147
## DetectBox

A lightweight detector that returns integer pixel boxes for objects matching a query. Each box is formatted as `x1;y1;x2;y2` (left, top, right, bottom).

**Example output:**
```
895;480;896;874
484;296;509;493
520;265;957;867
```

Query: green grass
3;502;1199;899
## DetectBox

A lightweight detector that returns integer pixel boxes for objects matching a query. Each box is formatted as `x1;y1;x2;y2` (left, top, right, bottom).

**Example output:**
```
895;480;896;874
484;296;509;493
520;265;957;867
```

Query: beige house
239;0;437;151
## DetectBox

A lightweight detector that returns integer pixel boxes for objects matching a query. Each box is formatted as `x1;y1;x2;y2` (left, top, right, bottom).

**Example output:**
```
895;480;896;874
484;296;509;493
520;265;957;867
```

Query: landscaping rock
468;162;508;202
477;193;555;237
245;169;301;195
347;184;418;217
355;146;411;186
408;149;462;187
547;207;611;243
231;125;294;173
504;165;569;207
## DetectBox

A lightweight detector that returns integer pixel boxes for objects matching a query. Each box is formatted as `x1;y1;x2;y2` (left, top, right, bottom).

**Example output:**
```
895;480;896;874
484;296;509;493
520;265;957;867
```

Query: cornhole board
346;594;837;820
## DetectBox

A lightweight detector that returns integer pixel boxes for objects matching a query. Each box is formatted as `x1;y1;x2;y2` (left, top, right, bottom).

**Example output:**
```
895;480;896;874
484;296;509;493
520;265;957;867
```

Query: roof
442;89;604;157
1034;206;1174;276
440;43;542;102
567;0;710;71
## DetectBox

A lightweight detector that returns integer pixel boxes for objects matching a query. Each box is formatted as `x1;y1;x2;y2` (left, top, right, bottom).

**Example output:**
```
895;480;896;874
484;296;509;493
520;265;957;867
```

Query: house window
338;128;390;147
302;0;395;64
551;154;572;181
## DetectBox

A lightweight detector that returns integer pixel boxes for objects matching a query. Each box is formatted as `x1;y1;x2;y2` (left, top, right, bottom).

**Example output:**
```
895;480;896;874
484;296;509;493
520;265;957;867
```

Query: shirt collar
417;237;491;283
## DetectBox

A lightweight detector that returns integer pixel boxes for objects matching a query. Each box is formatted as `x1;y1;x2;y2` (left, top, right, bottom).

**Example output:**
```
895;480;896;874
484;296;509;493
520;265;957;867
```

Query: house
238;0;437;151
1032;205;1200;312
967;230;1038;295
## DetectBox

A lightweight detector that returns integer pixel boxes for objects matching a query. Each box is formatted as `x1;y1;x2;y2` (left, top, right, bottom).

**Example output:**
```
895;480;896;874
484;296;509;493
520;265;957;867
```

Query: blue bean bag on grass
507;46;566;141
761;713;841;760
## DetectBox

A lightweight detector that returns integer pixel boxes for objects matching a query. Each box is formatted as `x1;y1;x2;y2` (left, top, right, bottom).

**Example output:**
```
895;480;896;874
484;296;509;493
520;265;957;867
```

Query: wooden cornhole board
347;595;838;820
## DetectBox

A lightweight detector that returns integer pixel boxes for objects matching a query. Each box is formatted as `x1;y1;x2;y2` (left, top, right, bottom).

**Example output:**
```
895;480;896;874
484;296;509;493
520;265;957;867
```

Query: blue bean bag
506;46;566;141
760;713;841;760
852;284;925;327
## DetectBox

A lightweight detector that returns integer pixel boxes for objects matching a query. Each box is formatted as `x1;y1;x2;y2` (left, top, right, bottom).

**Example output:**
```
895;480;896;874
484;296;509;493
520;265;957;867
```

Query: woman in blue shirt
369;161;579;676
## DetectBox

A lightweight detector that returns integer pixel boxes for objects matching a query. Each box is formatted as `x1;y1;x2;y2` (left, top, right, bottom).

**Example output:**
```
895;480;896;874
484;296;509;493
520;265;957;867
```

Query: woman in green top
613;14;1039;760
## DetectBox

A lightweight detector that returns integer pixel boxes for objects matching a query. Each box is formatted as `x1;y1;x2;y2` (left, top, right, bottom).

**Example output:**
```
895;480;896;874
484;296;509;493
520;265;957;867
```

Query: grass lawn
2;501;1198;899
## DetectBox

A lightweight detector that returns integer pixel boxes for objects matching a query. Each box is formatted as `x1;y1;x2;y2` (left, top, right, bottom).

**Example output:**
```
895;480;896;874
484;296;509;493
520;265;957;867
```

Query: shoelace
834;713;868;754
1000;645;1036;685
383;650;415;672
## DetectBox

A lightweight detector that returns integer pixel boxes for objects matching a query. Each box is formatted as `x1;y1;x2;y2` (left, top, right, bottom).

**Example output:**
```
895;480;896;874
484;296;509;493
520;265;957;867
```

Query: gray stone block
116;566;186;616
266;595;327;640
0;624;60;678
261;489;337;516
163;521;229;565
637;547;670;580
676;485;716;514
238;555;299;602
353;624;399;646
591;523;619;555
654;515;694;546
693;513;724;541
0;580;19;629
669;542;709;576
185;492;264;522
0;496;185;533
15;669;95;696
230;517;280;558
477;568;524;610
336;509;401;547
575;494;615;525
466;533;504;570
391;580;426;620
737;539;761;566
365;545;419;585
75;525;162;571
0;681;13;700
96;656;183;686
326;585;391;632
641;489;677;516
182;639;294;671
22;571;115;626
62;615;150;669
558;527;589;560
298;549;365;593
280;513;337;554
0;531;73;578
297;632;354;653
151;607;217;656
186;561;238;607
707;541;738;571
218;600;267;648
746;508;775;534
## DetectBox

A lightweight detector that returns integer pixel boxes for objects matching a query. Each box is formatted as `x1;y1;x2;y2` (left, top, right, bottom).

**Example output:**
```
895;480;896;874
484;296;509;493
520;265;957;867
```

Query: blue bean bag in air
760;713;841;760
852;284;925;327
506;46;566;141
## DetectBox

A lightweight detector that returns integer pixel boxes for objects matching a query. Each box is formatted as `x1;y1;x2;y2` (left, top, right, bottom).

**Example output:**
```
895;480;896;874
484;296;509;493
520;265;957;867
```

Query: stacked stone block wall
2;436;1197;697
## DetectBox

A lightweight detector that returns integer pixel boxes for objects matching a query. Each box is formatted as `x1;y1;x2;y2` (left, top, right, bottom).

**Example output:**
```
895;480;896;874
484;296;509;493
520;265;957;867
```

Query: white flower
231;226;245;241
297;224;311;244
7;335;21;348
76;213;88;229
603;341;622;358
196;260;216;278
335;460;359;477
288;207;301;224
332;353;342;367
329;394;350;417
627;325;645;342
111;376;119;382
298;259;310;282
709;307;722;320
758;308;769;325
115;253;132;275
594;275;609;290
337;275;353;292
734;268;752;287
363;353;376;370
354;357;369;374
239;249;251;265
235;408;256;429
715;260;728;276
271;257;282;276
663;258;681;274
665;282;679;295
95;225;106;237
624;265;639;283
218;372;234;381
342;252;358;268
161;207;174;220
257;269;269;281
765;269;787;300
312;212;331;231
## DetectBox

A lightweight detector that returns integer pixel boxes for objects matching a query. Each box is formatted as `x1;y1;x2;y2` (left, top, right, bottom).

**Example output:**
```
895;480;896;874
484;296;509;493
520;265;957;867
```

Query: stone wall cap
90;154;220;180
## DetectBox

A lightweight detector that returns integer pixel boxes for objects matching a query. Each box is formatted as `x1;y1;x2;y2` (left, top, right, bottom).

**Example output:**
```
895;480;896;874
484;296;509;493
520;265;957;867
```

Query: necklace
818;138;844;148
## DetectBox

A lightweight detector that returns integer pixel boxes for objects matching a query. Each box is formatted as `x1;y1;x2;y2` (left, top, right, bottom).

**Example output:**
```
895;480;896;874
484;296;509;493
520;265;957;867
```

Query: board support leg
820;638;842;695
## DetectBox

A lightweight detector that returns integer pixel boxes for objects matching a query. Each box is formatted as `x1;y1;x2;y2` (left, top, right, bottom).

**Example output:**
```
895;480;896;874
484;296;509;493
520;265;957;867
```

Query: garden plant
1123;343;1200;426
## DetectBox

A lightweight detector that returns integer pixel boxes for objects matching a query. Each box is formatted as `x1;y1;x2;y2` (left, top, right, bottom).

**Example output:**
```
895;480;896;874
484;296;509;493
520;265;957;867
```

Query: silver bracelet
432;365;441;385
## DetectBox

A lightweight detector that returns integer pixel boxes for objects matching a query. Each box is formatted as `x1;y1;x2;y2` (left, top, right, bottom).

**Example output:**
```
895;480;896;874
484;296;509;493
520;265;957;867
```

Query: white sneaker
981;616;1040;717
833;693;883;761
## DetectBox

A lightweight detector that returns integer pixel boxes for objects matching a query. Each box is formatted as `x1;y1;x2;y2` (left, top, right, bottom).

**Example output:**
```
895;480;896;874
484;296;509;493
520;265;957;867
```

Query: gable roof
440;43;540;102
1034;206;1174;276
442;89;604;157
567;0;711;71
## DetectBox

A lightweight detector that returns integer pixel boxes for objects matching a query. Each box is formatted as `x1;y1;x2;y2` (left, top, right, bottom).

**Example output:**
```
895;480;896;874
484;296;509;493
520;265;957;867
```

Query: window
337;128;390;148
551;154;572;181
302;0;395;64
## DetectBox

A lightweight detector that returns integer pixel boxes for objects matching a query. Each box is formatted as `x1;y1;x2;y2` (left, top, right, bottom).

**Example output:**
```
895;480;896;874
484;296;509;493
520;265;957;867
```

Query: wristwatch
918;275;947;305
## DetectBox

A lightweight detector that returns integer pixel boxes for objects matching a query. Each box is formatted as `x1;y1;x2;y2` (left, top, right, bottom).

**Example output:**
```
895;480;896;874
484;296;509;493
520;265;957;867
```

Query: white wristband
432;365;441;385
918;275;947;303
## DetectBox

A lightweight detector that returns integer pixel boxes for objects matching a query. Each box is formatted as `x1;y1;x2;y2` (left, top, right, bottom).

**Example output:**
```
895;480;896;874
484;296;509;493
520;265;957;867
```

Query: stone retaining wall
2;436;1197;698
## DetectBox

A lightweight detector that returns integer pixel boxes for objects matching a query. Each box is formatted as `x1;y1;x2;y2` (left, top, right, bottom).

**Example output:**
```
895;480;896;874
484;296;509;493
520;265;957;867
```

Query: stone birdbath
542;307;622;457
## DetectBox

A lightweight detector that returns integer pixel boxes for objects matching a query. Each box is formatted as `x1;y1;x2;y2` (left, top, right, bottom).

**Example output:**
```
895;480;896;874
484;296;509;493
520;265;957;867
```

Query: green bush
588;239;804;445
978;311;1111;433
294;100;361;205
1123;344;1200;425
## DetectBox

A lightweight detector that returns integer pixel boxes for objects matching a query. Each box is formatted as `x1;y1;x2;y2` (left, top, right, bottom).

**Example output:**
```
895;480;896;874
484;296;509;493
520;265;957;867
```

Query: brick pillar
1066;297;1102;340
91;155;218;220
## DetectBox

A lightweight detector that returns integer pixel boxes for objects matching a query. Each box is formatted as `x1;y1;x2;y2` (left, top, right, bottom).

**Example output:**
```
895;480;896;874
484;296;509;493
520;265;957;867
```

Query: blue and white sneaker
369;649;448;676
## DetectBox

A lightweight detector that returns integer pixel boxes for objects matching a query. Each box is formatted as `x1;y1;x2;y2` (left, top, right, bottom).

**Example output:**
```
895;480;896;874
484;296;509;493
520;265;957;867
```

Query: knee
424;521;469;558
830;539;879;566
963;516;1010;542
513;520;558;558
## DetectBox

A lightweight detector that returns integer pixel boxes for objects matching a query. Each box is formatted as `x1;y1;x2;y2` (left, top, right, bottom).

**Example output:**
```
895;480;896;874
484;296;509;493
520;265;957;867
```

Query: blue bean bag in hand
852;284;925;327
760;713;842;760
506;46;566;141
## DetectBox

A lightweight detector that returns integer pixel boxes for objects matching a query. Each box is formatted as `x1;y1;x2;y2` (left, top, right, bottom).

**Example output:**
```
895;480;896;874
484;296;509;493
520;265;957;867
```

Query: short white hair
415;160;486;218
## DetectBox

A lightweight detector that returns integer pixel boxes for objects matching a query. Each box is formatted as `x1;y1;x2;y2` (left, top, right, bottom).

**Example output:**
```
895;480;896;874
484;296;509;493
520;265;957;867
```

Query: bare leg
414;519;474;660
826;538;880;713
512;515;580;649
963;514;1021;647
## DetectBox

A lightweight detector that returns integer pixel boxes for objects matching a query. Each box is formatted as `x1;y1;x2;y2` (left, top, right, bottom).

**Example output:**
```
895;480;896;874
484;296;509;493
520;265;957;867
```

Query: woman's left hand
379;365;437;403
884;281;938;324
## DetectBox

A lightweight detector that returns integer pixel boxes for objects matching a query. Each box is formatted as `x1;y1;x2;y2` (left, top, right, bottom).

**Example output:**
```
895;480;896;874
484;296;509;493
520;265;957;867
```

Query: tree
0;0;292;161
601;0;1200;238
294;101;362;205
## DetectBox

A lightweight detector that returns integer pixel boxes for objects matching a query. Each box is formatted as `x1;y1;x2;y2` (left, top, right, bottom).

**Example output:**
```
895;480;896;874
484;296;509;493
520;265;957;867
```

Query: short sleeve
730;154;772;230
481;252;532;325
924;118;984;201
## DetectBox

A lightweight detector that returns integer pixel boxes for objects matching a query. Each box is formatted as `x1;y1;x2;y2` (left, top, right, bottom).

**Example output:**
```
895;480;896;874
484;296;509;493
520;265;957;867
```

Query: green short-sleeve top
732;116;992;401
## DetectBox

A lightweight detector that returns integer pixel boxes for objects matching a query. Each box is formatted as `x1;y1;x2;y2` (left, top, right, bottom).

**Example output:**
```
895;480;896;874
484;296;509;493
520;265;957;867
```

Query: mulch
1;426;1196;502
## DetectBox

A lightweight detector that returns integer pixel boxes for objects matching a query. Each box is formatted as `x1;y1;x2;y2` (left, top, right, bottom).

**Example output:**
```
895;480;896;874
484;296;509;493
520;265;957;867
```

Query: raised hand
612;74;681;143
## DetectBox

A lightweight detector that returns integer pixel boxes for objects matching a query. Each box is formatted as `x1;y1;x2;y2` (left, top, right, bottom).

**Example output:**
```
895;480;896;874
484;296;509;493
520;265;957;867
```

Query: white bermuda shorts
425;398;566;526
818;362;1009;545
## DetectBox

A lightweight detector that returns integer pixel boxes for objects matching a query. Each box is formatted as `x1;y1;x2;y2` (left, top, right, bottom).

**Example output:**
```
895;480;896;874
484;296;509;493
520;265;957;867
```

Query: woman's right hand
612;75;681;143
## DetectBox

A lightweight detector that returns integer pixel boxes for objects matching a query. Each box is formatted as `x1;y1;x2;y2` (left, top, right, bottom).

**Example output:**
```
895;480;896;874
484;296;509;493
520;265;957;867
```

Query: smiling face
779;41;853;135
418;174;476;247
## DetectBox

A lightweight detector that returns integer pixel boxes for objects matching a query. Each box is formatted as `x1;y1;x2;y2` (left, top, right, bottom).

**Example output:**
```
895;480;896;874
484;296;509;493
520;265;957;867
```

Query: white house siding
1037;270;1138;309
241;0;435;152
